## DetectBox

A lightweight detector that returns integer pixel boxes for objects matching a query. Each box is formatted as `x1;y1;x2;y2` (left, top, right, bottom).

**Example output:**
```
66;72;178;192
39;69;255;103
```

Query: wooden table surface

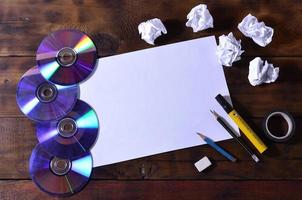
1;0;302;199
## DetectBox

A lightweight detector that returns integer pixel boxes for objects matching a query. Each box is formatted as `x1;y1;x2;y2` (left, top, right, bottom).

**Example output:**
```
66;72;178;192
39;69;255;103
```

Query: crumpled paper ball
138;18;167;45
186;4;214;32
248;57;279;86
216;32;244;67
238;14;274;47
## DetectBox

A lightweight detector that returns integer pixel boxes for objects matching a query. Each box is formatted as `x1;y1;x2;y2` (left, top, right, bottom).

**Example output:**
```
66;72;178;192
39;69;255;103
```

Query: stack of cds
16;29;99;197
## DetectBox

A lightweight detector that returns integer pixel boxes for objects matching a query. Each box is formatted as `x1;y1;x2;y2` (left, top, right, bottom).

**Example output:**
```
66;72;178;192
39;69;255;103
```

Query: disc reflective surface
16;66;79;122
36;100;99;158
36;29;97;85
29;144;92;197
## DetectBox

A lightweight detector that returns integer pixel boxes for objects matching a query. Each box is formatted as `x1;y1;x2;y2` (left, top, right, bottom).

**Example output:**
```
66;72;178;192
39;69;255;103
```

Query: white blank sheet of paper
80;36;238;167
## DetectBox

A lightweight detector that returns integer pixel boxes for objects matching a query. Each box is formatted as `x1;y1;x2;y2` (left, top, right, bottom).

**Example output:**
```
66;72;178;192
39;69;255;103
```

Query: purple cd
36;29;97;85
36;99;99;158
16;66;79;122
29;144;92;197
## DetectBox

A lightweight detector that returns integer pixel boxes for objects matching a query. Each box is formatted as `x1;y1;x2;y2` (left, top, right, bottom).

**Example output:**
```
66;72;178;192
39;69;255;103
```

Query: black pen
210;110;260;163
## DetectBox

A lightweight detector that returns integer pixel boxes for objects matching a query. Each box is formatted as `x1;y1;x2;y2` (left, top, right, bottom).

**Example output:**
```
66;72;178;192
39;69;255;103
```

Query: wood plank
0;117;36;179
0;0;301;56
0;57;34;117
2;117;302;180
224;56;302;116
0;180;302;200
2;57;302;117
0;0;301;199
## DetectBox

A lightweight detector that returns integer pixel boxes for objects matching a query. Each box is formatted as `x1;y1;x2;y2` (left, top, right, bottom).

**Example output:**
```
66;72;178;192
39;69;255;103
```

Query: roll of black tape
263;111;295;142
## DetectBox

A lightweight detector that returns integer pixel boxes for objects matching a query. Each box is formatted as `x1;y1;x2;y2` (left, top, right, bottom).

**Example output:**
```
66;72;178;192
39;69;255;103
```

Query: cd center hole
50;157;71;176
42;88;53;98
57;48;76;66
268;114;289;137
36;83;57;103
58;118;77;137
61;52;73;63
56;160;68;170
63;123;74;132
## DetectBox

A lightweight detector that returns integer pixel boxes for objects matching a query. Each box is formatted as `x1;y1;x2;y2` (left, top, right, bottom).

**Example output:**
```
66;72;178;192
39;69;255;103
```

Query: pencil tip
196;132;205;139
210;109;219;118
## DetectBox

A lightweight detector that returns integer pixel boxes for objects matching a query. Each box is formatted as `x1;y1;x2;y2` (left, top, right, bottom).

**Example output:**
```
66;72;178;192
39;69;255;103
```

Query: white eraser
194;156;212;172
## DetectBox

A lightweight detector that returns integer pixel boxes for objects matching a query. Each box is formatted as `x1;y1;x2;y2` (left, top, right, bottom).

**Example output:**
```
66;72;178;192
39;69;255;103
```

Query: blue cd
29;144;92;197
16;66;79;122
36;99;99;158
36;29;97;85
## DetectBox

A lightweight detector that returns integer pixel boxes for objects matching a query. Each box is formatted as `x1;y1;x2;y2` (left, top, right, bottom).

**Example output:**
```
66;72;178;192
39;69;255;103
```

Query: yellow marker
215;94;267;153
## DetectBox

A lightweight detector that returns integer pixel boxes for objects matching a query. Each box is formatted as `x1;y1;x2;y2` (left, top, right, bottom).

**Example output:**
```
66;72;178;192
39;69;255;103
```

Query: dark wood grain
0;118;36;179
0;0;301;56
2;117;302;180
1;57;302;117
1;180;302;200
0;0;301;199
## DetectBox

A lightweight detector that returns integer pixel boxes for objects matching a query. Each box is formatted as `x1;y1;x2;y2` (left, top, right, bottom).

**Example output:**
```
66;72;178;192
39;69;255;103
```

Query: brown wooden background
0;0;302;199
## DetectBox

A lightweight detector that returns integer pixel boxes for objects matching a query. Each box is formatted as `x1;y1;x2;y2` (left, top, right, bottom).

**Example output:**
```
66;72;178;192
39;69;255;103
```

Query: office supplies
29;144;92;197
16;66;78;122
216;32;244;67
186;4;213;32
18;29;99;196
210;110;259;163
263;110;295;142
238;13;274;47
80;36;238;167
194;156;212;172
196;132;236;162
36;29;97;85
248;57;279;86
36;100;99;158
215;94;267;153
138;18;167;45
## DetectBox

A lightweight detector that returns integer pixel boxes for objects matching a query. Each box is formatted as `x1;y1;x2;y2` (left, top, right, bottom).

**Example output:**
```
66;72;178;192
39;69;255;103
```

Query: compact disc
36;99;99;158
36;29;97;85
29;144;92;197
16;66;79;122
